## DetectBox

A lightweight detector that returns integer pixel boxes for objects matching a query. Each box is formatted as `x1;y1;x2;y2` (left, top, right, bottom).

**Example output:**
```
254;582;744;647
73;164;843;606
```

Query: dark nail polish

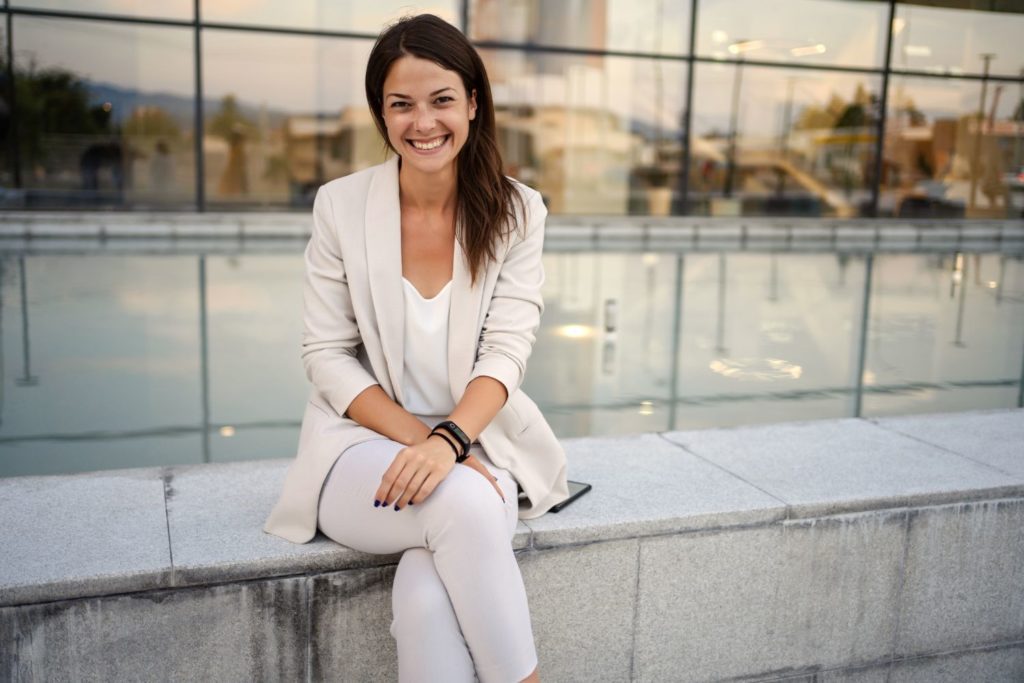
408;501;413;506
374;500;381;507
393;504;401;511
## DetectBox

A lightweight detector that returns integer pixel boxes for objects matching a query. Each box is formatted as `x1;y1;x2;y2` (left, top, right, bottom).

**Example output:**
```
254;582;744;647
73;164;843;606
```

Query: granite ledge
1;409;1021;608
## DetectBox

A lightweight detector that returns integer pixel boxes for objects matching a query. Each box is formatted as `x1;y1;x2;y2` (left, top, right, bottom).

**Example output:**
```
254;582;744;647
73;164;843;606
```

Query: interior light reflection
709;357;803;381
556;324;594;339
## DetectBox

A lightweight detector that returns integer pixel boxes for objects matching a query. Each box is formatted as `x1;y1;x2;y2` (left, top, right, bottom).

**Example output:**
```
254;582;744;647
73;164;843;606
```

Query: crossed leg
317;438;536;683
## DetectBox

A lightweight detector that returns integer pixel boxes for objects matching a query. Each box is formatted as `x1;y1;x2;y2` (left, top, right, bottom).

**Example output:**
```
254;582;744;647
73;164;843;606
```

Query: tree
206;94;254;141
3;59;114;170
123;106;181;142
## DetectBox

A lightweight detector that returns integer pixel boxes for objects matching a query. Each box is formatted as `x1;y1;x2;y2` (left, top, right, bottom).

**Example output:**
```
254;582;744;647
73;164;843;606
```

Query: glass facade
8;15;196;208
2;243;1021;476
0;0;1020;217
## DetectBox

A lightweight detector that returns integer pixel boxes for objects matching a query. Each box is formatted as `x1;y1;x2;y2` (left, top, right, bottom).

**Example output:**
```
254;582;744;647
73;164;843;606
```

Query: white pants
316;421;538;683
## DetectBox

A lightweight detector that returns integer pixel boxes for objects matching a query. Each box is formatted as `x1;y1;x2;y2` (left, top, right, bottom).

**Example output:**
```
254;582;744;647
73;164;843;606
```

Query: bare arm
344;385;432;446
447;375;508;442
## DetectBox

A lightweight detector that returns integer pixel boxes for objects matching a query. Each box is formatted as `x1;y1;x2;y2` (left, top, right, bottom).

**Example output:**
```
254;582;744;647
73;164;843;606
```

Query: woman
263;14;570;683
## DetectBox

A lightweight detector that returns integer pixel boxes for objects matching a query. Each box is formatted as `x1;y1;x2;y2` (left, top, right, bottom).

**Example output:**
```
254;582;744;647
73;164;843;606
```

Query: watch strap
432;420;471;463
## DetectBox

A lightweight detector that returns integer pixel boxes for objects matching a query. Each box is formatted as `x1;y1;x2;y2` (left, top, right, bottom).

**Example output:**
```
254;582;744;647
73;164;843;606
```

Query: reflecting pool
0;242;1021;477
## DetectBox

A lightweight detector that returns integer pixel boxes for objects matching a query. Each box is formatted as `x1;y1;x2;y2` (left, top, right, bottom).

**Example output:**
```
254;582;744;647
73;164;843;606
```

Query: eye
435;96;454;104
390;101;410;109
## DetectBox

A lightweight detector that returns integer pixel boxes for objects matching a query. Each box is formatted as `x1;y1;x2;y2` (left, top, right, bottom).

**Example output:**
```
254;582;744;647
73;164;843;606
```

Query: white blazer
264;156;570;543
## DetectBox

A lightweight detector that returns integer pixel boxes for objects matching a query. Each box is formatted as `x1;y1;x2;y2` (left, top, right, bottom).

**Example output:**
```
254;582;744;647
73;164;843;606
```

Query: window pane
11;0;193;21
674;252;867;428
470;0;691;56
696;0;889;69
0;255;203;477
202;30;384;208
201;0;459;34
690;62;881;217
481;49;687;215
862;253;1024;417
523;251;682;437
0;19;12;190
12;16;197;208
893;1;1024;77
882;76;1024;219
206;253;308;463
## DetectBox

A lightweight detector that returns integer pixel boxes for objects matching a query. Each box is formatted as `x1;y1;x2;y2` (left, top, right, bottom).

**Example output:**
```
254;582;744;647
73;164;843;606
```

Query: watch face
449;423;468;442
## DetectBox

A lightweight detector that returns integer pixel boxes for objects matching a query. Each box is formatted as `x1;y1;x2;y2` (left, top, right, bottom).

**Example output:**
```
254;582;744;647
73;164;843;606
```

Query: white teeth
410;136;446;150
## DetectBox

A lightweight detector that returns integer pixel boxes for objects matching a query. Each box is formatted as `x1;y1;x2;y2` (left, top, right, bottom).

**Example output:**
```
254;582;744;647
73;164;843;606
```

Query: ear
469;88;478;121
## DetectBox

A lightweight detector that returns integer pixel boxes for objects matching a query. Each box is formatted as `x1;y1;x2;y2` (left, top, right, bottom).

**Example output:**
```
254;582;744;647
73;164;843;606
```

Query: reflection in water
708;357;803;381
0;244;1021;477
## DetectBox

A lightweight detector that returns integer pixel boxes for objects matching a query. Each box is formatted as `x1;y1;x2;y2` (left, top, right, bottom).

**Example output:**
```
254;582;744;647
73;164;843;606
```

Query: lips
407;134;450;151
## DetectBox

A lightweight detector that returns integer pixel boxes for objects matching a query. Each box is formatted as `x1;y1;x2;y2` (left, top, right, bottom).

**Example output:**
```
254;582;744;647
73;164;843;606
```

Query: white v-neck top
401;276;456;416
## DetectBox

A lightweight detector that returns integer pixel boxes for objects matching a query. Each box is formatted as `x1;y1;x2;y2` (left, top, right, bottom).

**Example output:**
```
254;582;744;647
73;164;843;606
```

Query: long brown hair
365;14;524;285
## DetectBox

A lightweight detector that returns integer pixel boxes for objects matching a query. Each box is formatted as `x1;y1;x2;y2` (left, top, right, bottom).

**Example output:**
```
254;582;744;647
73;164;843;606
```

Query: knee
425;469;508;538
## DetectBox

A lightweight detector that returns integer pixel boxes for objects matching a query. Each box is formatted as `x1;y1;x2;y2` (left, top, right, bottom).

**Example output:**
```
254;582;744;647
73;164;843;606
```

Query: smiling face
382;55;477;177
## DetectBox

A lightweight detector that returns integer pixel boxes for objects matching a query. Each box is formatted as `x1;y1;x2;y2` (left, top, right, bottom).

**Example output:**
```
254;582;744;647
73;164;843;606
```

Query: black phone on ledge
548;480;591;513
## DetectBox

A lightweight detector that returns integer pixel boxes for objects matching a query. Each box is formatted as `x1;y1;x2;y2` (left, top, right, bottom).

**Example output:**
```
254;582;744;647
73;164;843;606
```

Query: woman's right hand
375;434;456;510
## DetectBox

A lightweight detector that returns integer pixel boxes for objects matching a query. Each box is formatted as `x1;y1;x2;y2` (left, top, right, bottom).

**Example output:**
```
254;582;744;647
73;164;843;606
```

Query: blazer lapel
448;229;483;403
364;155;405;405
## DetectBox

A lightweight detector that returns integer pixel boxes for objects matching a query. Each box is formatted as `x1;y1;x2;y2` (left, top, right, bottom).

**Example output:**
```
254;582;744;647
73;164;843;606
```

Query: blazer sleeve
468;188;547;400
301;186;379;416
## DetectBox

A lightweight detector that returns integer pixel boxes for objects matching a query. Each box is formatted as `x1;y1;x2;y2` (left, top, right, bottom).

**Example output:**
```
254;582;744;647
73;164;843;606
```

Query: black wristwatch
432;420;471;463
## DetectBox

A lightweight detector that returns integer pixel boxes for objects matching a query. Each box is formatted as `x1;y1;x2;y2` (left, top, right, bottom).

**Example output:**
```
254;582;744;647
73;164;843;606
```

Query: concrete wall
2;410;1022;681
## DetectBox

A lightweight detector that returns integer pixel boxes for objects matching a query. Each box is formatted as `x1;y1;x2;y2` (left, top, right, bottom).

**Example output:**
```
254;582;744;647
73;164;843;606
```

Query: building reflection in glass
692;62;881;217
202;30;385;208
883;74;1024;219
0;17;12;190
892;1;1024;78
470;0;691;56
202;0;458;34
9;16;197;208
695;0;889;69
11;0;193;21
479;49;686;215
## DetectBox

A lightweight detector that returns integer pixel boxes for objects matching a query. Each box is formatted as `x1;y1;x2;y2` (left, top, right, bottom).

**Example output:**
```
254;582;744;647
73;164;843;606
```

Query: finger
464;459;505;503
376;451;410;506
396;467;430;509
411;472;443;505
490;478;505;503
383;465;415;508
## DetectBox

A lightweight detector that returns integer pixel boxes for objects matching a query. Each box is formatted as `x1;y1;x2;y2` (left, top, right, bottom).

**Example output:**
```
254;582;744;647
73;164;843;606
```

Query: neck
398;158;458;213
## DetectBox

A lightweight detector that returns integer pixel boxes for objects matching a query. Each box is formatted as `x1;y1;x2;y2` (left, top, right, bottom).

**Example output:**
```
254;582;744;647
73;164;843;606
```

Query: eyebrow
385;87;456;99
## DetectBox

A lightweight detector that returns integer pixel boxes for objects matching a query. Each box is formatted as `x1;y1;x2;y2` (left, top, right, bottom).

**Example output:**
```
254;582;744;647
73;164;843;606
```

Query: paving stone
521;539;638;683
874;409;1024;479
0;468;171;606
663;418;1023;518
634;508;906;681
524;433;786;547
309;565;398;682
889;643;1024;682
0;577;308;682
165;459;531;586
896;498;1024;656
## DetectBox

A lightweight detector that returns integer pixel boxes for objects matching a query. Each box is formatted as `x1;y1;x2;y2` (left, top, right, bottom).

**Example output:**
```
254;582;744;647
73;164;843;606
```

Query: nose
413;104;436;133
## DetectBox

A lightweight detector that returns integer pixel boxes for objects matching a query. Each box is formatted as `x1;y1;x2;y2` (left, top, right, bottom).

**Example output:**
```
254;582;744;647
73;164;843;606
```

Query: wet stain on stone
161;468;176;501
